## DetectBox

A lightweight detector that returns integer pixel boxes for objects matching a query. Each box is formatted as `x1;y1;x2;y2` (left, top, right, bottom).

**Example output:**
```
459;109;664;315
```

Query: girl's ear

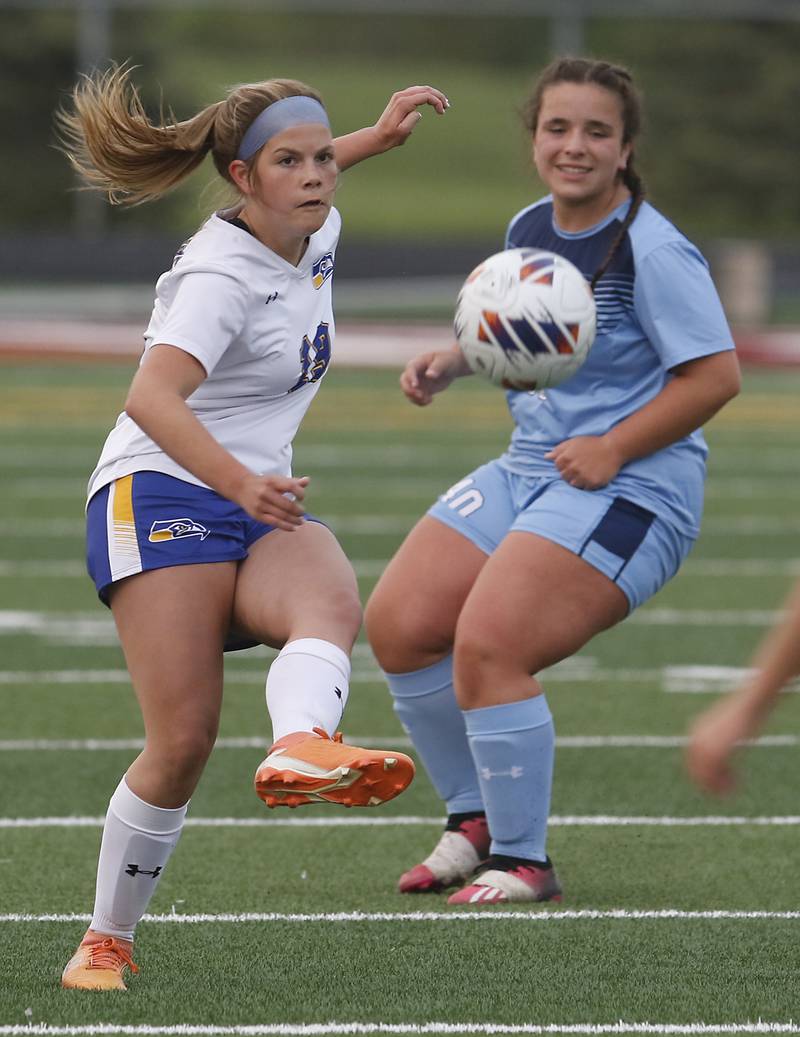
228;158;252;195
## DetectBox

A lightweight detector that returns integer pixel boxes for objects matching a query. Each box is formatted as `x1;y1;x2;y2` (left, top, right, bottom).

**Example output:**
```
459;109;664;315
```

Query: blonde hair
55;64;324;206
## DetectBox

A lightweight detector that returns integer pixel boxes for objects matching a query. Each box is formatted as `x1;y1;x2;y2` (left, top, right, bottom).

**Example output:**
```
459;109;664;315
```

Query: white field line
0;609;789;637
0;443;470;470
3;816;800;830
1;734;798;752
3;910;800;925
1;664;797;694
0;609;786;642
630;609;780;626
3;516;800;538
0;1024;798;1037
7;475;800;500
2;558;799;579
0;440;795;469
0;668;379;684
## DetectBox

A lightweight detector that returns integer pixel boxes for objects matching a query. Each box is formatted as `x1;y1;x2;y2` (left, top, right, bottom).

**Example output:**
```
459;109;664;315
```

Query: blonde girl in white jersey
56;66;448;991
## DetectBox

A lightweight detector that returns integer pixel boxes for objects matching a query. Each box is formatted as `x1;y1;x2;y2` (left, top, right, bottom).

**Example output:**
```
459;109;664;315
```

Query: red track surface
0;319;798;366
0;320;453;366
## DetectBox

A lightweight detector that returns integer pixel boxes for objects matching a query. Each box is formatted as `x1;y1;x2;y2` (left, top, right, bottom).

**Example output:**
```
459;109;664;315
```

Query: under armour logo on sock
480;766;524;780
124;864;163;878
333;686;343;700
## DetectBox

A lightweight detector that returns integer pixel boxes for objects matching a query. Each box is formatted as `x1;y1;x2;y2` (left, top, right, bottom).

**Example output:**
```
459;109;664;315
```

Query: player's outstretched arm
686;577;800;794
400;346;472;407
333;86;448;171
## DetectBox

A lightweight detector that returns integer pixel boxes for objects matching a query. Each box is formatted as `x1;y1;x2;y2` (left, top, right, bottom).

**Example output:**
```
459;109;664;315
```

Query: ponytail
56;63;325;207
56;65;220;206
590;165;646;292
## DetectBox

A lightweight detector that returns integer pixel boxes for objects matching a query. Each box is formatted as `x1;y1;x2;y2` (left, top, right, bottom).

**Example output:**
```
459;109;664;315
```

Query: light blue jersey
499;197;735;537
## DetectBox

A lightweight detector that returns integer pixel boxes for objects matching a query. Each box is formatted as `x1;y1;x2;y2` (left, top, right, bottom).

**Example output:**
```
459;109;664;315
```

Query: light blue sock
384;655;483;814
463;696;554;862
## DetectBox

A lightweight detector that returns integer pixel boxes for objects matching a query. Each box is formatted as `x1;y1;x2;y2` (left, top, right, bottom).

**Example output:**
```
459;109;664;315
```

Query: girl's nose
563;132;586;153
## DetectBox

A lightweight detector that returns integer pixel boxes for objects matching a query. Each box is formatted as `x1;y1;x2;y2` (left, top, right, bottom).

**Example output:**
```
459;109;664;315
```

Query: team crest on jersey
312;253;335;290
149;518;210;543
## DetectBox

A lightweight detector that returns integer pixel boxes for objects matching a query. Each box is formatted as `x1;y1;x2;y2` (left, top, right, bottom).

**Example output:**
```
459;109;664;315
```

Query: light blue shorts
427;460;693;612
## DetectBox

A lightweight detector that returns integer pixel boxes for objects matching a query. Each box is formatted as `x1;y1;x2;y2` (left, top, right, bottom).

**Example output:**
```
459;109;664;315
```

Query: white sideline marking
0;560;86;576
705;480;800;498
4;664;797;695
7;475;799;501
2;557;798;579
703;517;800;535
1;734;798;752
3;909;800;925
685;559;800;576
631;609;780;627
0;669;380;684
3;815;800;830
0;609;785;641
6;474;799;500
3;515;800;537
0;1022;797;1036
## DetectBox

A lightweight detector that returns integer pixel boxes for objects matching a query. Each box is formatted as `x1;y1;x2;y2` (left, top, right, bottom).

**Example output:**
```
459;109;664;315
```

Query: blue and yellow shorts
86;470;315;607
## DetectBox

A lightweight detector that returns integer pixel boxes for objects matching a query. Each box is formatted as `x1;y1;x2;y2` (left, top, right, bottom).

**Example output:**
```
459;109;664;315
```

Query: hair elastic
237;95;330;161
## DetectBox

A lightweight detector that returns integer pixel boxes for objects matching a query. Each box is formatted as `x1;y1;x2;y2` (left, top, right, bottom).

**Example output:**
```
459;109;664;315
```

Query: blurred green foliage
2;8;799;241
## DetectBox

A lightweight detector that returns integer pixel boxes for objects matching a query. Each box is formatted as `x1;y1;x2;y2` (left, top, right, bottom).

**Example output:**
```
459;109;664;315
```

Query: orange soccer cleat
254;727;415;808
61;932;139;991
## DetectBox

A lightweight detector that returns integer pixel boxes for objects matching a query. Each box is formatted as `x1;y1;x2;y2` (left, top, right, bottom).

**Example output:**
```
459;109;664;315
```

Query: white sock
266;638;351;743
90;777;188;942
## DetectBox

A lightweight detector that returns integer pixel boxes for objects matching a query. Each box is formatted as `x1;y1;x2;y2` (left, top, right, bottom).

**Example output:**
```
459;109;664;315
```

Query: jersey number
441;477;484;517
289;322;331;393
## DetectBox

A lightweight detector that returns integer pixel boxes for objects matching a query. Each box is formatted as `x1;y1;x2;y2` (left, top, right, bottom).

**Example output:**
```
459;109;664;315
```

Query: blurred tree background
2;6;799;243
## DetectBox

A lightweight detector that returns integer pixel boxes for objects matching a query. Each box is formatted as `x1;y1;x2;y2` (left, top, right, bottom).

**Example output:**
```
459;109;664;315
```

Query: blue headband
237;96;330;161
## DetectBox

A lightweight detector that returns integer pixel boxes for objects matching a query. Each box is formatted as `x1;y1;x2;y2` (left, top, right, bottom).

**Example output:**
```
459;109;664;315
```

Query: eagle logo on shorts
149;518;210;542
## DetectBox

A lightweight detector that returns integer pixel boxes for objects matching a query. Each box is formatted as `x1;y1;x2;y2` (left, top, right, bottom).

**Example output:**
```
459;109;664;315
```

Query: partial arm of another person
685;578;800;795
546;348;741;490
399;345;473;406
124;344;308;530
333;86;448;171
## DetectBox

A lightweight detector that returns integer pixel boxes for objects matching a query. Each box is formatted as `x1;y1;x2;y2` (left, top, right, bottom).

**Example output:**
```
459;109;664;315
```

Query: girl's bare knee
365;594;450;674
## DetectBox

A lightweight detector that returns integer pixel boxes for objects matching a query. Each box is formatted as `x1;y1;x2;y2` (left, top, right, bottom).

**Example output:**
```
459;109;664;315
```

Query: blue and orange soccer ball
454;248;596;390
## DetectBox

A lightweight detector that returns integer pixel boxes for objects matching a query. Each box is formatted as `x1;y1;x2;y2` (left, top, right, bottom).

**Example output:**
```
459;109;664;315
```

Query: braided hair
522;57;646;292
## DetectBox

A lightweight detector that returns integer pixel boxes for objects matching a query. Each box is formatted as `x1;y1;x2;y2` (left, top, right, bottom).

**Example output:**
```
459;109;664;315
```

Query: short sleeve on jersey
149;269;250;376
634;241;735;370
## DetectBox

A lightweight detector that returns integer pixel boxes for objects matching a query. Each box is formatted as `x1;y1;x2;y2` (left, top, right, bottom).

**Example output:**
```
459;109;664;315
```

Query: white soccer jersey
87;208;341;501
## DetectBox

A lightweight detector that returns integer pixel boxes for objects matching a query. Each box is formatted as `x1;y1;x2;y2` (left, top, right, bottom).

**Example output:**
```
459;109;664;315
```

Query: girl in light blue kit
365;57;741;905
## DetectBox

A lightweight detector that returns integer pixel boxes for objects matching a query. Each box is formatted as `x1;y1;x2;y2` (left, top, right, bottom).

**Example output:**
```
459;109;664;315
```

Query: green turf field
1;360;799;1035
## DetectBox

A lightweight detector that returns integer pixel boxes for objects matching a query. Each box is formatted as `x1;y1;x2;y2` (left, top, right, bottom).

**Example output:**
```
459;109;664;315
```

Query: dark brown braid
522;57;647;292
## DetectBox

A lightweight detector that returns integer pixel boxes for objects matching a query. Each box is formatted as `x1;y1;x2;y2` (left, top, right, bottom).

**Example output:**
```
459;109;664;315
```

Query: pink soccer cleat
447;855;562;905
398;813;490;893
